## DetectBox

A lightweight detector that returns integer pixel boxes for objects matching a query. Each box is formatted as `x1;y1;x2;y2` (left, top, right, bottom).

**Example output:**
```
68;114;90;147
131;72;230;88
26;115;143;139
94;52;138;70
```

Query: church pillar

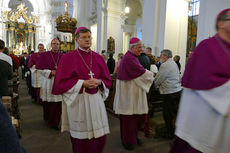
28;25;33;51
5;24;9;47
142;0;189;73
33;28;36;51
25;31;28;48
103;0;108;51
74;0;90;27
96;0;103;53
142;0;159;56
106;0;124;58
196;0;230;44
9;22;15;49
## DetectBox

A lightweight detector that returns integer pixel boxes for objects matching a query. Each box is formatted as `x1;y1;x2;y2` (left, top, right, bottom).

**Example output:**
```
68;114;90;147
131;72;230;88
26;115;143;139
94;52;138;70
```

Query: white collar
79;47;91;53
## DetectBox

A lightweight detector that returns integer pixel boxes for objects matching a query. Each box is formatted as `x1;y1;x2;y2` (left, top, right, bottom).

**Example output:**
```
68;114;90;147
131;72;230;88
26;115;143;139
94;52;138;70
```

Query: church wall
196;0;230;45
106;0;124;59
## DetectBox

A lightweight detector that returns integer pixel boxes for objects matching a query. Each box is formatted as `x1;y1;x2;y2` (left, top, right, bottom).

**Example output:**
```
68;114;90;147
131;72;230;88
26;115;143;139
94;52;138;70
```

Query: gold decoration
2;4;38;24
65;0;69;14
56;0;77;33
2;11;9;21
2;3;38;55
56;0;77;52
56;14;77;33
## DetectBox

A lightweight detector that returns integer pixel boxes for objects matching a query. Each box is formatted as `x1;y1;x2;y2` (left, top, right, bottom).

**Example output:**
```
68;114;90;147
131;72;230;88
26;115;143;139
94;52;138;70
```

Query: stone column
96;0;103;53
5;23;9;47
33;28;36;51
106;0;124;58
142;0;189;73
28;25;33;51
102;0;108;51
9;22;15;49
25;31;28;48
142;0;168;56
142;0;160;56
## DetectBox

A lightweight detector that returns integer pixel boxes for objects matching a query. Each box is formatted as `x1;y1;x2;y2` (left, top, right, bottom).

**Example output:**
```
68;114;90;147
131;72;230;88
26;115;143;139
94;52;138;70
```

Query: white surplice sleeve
197;80;230;116
134;70;154;93
61;80;84;132
62;80;84;106
38;69;51;79
175;81;230;153
99;81;110;100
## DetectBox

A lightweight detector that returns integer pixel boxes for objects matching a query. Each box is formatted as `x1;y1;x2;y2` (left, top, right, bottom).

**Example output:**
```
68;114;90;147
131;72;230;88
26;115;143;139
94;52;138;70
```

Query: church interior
0;0;230;153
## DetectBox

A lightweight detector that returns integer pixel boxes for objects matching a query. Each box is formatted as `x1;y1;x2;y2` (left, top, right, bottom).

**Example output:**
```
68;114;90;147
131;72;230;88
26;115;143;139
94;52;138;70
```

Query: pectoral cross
88;70;94;79
54;64;57;70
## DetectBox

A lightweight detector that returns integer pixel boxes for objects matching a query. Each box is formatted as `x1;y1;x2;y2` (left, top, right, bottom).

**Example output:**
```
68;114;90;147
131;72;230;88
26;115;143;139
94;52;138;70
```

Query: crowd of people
0;8;230;153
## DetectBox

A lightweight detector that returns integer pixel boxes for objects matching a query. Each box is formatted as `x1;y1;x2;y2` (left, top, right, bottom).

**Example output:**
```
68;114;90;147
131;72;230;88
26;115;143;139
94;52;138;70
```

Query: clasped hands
83;78;102;89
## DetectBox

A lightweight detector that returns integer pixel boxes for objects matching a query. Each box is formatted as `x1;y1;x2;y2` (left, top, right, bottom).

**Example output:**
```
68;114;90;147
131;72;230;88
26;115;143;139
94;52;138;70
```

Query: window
189;0;200;16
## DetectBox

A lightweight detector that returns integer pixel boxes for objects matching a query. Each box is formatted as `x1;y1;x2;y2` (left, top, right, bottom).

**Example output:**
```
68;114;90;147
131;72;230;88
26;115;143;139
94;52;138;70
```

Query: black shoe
122;143;134;150
51;126;60;130
155;127;174;140
137;138;142;145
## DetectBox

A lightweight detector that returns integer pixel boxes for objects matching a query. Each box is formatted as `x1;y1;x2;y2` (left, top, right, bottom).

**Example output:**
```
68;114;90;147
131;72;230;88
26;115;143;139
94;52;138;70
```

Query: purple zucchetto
217;8;230;19
129;37;140;44
75;27;88;35
51;38;59;42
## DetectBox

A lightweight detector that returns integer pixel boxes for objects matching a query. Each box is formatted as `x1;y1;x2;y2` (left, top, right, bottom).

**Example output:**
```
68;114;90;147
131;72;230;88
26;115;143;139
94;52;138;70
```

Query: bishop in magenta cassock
28;43;45;105
170;8;230;153
52;27;112;153
113;37;154;150
36;39;63;129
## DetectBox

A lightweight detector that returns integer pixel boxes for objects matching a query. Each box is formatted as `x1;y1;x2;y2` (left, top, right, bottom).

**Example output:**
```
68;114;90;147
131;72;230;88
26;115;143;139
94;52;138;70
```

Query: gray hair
161;49;172;58
129;41;142;50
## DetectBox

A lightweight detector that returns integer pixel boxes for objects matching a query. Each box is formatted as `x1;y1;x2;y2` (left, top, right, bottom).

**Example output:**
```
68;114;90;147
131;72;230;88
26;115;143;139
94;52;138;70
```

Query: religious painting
107;36;115;52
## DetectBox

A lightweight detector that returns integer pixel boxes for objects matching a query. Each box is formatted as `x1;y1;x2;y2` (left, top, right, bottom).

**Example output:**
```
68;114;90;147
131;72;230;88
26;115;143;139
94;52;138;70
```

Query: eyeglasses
223;19;230;21
79;36;92;40
51;43;60;45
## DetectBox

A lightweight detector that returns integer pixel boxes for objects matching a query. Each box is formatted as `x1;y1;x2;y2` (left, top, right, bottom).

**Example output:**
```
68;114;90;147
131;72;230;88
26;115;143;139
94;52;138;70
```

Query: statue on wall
107;36;115;52
65;0;69;13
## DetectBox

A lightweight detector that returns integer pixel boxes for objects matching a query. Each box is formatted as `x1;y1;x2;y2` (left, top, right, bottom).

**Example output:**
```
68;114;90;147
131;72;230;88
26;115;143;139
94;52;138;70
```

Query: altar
2;3;38;55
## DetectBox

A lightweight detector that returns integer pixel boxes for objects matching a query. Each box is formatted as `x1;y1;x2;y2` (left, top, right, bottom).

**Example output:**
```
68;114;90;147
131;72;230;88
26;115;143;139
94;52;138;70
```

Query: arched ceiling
125;0;142;25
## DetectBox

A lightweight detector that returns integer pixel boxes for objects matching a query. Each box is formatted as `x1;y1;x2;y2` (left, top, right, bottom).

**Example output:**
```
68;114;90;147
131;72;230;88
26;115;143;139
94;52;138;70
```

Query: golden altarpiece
2;4;38;55
56;0;77;52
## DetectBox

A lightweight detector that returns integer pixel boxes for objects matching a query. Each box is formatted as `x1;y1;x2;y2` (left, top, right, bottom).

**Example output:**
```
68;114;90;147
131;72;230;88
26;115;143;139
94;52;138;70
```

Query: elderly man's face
223;11;230;36
51;39;60;52
131;43;142;56
160;53;168;63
